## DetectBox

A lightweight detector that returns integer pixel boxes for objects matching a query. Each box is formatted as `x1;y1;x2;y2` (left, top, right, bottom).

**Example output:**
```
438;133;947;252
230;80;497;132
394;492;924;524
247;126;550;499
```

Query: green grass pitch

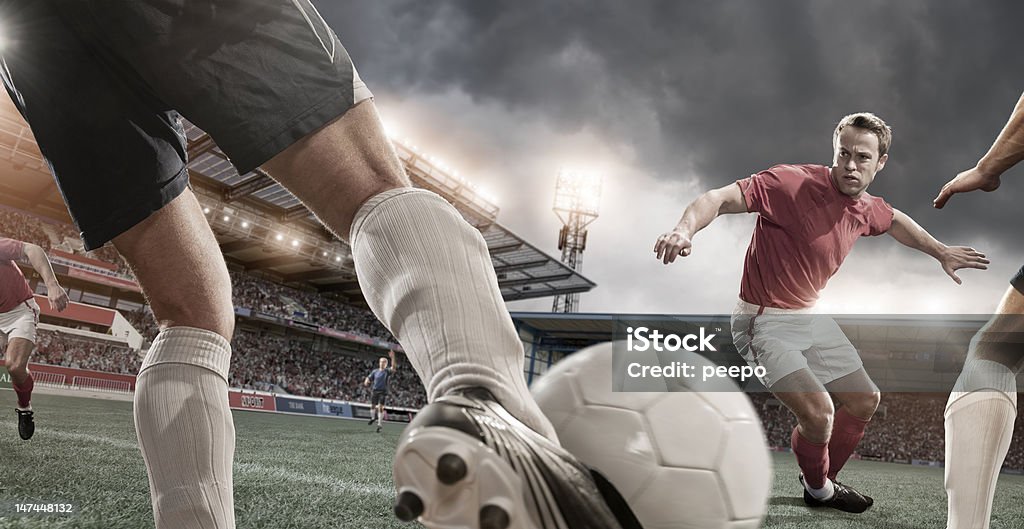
1;392;1023;528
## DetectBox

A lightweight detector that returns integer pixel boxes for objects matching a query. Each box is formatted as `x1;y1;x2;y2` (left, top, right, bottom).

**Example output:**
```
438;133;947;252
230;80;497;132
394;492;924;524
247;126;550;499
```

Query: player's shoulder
764;163;828;180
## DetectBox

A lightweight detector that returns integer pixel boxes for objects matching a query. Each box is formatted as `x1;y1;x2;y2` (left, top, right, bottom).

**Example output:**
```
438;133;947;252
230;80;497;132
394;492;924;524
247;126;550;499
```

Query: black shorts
1012;265;1024;295
0;0;371;250
371;391;387;406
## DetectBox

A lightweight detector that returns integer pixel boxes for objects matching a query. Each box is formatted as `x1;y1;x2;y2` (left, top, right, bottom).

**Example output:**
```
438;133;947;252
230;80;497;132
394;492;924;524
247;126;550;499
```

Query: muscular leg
5;338;35;408
825;369;880;481
262;100;556;439
112;189;236;529
771;369;835;497
945;286;1023;529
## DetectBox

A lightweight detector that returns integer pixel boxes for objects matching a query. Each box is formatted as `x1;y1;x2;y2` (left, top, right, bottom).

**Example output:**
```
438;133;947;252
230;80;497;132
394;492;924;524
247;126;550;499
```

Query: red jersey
737;164;893;309
0;237;34;314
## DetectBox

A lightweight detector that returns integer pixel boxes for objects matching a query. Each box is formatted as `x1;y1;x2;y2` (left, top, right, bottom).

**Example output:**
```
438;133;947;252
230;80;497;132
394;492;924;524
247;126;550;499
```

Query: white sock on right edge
945;359;1018;529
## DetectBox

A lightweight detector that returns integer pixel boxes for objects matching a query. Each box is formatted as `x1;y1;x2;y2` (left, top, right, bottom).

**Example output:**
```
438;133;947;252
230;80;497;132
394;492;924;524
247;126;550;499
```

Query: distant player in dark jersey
0;236;69;440
1;3;627;528
655;112;988;514
364;351;396;433
933;91;1024;529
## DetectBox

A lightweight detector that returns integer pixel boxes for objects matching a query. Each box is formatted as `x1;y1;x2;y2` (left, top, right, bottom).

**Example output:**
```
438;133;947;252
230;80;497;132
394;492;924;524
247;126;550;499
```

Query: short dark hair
834;112;892;156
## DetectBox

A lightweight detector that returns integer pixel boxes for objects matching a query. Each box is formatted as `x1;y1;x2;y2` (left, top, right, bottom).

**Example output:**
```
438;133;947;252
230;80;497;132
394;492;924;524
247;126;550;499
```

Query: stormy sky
316;1;1024;315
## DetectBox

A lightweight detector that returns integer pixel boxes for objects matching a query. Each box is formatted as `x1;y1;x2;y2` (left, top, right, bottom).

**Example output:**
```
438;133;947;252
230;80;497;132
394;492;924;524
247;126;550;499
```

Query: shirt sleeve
0;238;25;260
864;197;895;236
736;166;801;227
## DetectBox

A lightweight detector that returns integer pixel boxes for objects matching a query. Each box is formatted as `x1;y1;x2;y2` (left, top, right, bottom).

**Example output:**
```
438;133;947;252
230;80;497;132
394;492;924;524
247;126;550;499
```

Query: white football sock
805;477;836;501
945;359;1018;529
134;327;235;529
351;188;557;441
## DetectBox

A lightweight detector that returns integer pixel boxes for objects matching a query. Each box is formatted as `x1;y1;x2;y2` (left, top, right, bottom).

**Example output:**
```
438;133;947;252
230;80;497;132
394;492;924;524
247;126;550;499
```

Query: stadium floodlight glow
291;239;299;247
322;251;328;257
553;169;602;217
203;207;211;214
275;233;284;241
335;255;342;262
222;215;230;222
241;221;249;228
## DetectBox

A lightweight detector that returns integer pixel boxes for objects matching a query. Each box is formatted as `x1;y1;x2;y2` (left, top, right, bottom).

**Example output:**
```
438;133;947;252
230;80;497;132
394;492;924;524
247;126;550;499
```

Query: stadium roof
0;98;595;305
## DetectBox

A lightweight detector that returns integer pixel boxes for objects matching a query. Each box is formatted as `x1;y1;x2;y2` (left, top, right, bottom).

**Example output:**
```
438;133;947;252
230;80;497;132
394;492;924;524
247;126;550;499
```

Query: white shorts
0;298;40;344
730;299;862;389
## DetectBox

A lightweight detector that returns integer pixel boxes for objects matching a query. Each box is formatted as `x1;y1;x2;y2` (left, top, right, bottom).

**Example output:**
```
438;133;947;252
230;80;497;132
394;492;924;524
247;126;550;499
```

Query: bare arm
388;350;397;372
654;183;747;264
887;209;989;284
23;243;70;311
935;91;1024;208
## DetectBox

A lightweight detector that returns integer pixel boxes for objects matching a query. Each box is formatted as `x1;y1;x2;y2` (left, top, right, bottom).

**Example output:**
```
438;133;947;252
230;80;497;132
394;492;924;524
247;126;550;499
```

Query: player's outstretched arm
23;243;69;311
887;209;990;284
389;350;397;372
654;183;747;264
934;91;1024;209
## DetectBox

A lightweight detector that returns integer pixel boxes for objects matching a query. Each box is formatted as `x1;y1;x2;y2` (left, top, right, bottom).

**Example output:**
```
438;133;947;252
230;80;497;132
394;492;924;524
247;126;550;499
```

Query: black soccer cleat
377;425;383;434
799;474;873;514
369;417;377;425
391;388;631;529
16;409;34;440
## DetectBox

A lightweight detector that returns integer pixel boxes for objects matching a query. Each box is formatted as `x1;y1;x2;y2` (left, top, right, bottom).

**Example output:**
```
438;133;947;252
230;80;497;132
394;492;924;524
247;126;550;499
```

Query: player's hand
933;167;1001;209
939;246;990;285
654;230;693;264
47;282;70;312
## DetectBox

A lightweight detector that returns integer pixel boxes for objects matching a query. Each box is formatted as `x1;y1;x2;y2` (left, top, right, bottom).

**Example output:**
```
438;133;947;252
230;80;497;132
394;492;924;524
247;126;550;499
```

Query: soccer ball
531;341;772;529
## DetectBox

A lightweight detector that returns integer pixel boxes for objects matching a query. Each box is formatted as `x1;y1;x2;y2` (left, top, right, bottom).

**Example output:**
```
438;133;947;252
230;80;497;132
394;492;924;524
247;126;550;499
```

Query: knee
847;391;880;419
4;356;27;377
799;402;835;442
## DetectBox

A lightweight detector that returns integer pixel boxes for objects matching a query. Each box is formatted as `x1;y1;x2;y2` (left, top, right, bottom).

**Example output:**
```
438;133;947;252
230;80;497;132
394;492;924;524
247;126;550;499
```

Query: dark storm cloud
318;0;1024;248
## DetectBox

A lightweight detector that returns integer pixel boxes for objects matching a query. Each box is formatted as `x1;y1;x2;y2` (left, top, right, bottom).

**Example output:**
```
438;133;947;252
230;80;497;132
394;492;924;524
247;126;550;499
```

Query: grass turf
0;392;1022;528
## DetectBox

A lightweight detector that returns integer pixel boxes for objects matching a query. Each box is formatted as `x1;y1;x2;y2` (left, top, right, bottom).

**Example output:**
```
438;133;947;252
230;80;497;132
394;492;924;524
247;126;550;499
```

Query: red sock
12;374;34;409
792;426;829;489
827;407;869;481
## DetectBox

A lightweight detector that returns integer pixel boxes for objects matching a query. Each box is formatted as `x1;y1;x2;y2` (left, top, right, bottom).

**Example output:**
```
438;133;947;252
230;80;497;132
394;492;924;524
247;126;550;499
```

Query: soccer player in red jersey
655;112;989;513
0;236;69;440
934;91;1024;529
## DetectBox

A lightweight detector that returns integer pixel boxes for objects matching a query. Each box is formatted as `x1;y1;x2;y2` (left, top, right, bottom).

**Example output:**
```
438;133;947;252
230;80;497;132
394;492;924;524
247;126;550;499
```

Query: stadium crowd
229;271;393;343
32;329;142;375
0;208;51;250
229;331;426;408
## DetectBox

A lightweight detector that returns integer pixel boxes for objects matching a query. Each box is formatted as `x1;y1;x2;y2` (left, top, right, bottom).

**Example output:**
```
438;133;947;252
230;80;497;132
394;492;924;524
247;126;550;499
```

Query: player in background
0;2;627;528
0;236;69;439
364;351;396;433
655;113;988;514
933;90;1024;529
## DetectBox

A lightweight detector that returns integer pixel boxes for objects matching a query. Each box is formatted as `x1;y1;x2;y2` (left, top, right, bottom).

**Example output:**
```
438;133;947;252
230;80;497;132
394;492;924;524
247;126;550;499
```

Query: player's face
379;358;388;369
830;126;888;198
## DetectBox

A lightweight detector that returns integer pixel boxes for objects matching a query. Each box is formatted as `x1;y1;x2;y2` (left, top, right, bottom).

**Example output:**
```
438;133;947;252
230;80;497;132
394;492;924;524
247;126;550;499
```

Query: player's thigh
970;285;1024;370
4;338;34;371
263;100;410;239
0;1;189;252
112;190;233;339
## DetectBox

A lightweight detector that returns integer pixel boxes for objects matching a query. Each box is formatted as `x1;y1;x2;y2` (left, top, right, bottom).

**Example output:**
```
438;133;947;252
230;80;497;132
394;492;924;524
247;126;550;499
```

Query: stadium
2;77;1024;529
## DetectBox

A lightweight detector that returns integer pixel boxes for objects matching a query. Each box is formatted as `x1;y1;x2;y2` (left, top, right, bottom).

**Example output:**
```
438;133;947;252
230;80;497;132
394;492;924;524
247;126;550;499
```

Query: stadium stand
230;330;425;409
33;329;142;375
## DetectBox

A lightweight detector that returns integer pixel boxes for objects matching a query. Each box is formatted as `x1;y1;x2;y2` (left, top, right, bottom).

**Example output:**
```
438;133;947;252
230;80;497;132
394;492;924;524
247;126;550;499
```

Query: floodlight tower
551;170;602;313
